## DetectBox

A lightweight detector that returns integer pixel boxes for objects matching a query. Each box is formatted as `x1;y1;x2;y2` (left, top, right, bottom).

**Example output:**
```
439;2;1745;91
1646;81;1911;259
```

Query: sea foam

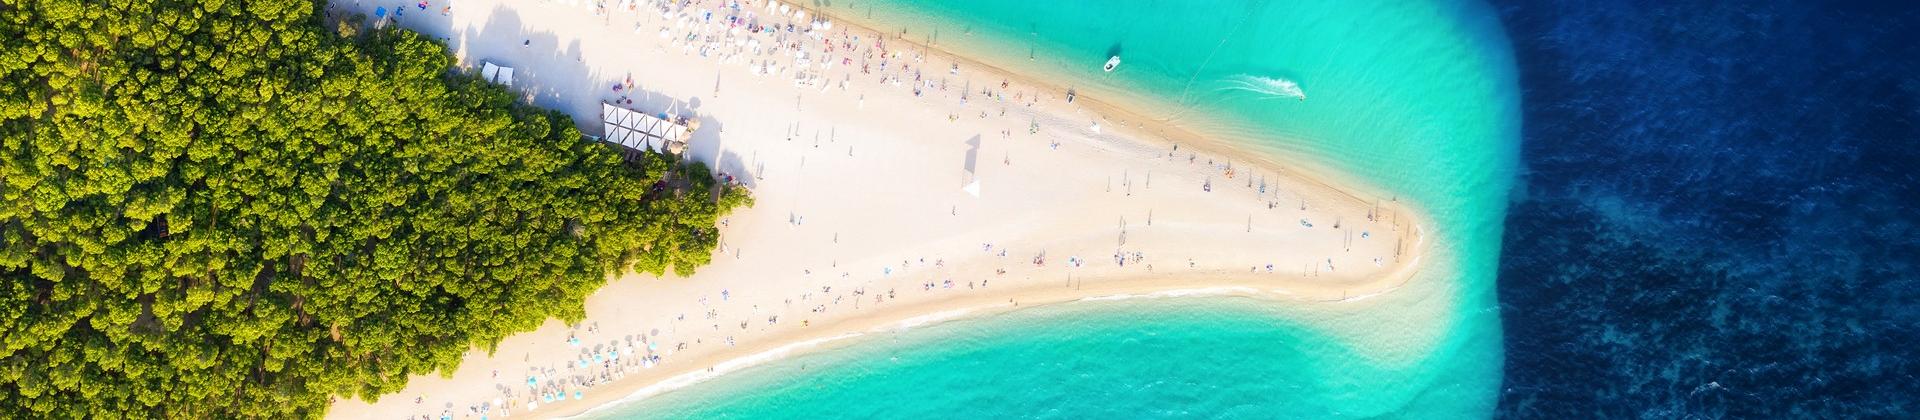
561;331;866;419
1218;75;1308;101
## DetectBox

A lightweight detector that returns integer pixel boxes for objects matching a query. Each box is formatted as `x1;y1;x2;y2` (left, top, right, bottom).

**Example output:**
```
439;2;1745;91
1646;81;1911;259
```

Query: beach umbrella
574;391;583;400
374;7;386;18
527;376;538;387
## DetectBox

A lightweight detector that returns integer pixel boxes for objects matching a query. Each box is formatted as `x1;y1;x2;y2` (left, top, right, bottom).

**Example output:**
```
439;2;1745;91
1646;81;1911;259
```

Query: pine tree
0;1;750;417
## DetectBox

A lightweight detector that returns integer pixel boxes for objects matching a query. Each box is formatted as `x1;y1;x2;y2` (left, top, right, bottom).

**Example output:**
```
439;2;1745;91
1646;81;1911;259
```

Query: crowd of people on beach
376;0;1405;418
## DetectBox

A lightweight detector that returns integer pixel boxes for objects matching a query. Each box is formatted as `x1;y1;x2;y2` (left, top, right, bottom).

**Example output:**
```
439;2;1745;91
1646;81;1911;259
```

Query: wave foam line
562;331;866;419
889;308;979;331
1216;75;1307;101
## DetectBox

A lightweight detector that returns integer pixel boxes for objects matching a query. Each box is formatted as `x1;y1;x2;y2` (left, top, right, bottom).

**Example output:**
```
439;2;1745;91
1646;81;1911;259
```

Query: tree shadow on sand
435;5;745;183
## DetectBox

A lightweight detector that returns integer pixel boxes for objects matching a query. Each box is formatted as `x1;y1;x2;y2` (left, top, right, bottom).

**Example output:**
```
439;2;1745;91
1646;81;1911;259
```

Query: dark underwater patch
1490;0;1920;417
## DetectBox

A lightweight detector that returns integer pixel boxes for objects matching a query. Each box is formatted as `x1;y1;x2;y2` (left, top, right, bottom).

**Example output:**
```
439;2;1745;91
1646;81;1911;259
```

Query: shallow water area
589;297;1442;418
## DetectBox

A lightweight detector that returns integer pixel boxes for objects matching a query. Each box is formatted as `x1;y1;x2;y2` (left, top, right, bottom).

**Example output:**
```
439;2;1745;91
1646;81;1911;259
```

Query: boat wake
1219;74;1307;101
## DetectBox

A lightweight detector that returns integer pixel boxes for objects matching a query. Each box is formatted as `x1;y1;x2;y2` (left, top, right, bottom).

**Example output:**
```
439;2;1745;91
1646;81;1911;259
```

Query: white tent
599;102;691;153
481;61;515;86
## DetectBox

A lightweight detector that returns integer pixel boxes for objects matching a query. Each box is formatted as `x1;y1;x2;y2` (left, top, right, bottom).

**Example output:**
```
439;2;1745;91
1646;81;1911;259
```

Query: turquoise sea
589;0;1519;417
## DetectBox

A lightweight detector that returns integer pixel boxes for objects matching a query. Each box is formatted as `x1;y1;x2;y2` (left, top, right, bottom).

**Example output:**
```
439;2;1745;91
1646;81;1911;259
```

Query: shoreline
812;1;1418;208
562;260;1427;419
323;1;1438;418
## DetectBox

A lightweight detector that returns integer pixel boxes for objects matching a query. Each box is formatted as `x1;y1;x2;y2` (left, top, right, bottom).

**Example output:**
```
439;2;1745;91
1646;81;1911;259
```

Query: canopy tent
599;102;691;153
481;61;514;86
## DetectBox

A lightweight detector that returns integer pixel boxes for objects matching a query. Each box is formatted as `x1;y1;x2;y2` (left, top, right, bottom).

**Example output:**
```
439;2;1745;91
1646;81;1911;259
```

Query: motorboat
1103;55;1121;72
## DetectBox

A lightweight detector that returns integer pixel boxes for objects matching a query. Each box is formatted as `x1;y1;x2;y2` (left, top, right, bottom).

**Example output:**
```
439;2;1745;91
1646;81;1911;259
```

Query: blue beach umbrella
574;391;583;400
374;7;386;18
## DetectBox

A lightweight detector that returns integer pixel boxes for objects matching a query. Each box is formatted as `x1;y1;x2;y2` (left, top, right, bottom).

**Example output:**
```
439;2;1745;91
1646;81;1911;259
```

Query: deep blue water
1490;0;1920;417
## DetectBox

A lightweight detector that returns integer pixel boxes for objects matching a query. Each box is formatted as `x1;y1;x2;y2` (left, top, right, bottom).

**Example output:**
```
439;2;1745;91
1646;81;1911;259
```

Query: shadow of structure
962;134;980;188
452;5;739;178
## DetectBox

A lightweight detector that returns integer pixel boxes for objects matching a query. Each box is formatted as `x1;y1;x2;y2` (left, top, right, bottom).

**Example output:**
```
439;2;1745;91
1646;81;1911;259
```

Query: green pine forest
0;0;751;417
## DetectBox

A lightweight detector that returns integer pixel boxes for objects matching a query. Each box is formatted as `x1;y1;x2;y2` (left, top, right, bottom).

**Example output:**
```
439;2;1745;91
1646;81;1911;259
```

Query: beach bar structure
600;102;694;154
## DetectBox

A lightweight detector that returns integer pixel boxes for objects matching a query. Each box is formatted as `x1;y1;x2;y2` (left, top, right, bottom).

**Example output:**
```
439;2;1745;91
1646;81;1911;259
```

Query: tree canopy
0;1;749;417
